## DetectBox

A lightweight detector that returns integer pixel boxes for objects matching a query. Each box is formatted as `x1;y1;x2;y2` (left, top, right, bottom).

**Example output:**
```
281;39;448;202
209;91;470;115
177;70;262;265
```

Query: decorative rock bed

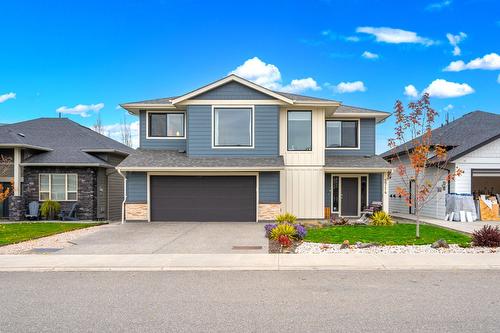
295;242;499;254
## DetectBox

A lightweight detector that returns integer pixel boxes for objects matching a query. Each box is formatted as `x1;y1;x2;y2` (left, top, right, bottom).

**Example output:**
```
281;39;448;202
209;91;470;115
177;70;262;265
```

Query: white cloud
444;53;500;71
98;120;140;148
334;81;367;93
56;103;104;117
423;79;474;98
0;92;16;103
231;57;321;94
426;0;452;11
446;32;467;56
362;51;379;59
404;84;419;98
443;104;454;111
356;26;435;46
345;36;360;42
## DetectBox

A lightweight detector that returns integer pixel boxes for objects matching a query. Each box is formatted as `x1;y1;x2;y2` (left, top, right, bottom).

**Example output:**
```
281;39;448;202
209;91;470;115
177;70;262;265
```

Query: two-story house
118;74;392;222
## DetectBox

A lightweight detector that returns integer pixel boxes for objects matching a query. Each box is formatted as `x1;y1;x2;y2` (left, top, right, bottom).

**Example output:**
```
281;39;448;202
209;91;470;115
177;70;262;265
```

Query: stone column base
125;203;148;221
9;196;25;221
258;203;281;221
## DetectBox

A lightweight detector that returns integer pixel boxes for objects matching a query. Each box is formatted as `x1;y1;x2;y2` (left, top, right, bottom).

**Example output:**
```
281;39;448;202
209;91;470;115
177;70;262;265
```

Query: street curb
1;253;500;272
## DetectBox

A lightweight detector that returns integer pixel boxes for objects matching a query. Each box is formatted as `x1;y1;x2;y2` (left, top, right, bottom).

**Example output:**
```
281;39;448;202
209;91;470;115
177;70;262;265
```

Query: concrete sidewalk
1;253;500;271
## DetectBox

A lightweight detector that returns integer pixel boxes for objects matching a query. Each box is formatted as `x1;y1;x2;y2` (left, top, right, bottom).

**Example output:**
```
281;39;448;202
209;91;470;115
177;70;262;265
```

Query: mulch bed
268;239;302;254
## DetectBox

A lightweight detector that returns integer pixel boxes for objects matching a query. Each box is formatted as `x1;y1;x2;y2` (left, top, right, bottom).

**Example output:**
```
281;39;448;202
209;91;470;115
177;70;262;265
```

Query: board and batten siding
186;105;279;156
453;137;500;194
259;172;280;203
139;111;187;150
387;155;448;219
126;172;147;202
192;81;275;100
280;107;325;166
325;118;376;156
282;167;324;219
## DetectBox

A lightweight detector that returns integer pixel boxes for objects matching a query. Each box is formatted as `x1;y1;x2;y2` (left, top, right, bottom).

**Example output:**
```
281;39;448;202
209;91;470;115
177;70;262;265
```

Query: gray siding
126;172;147;202
259;172;280;203
193;81;274;100
325;173;331;208
369;173;383;202
325;118;376;156
187;105;279;156
96;168;107;219
139;111;187;150
107;170;124;221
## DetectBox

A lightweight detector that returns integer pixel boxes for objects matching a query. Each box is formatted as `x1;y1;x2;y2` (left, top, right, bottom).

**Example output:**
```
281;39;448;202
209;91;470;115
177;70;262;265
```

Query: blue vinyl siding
369;173;383;202
126;172;147;202
193;81;274;100
325;118;376;156
139;111;187;150
259;172;280;203
187;105;279;156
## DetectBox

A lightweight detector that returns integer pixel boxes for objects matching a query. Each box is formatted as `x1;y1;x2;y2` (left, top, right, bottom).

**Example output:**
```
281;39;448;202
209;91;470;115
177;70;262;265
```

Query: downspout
117;168;127;224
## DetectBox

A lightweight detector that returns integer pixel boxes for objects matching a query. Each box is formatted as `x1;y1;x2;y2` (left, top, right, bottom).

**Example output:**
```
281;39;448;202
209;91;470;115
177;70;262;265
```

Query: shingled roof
0;118;134;167
381;111;500;161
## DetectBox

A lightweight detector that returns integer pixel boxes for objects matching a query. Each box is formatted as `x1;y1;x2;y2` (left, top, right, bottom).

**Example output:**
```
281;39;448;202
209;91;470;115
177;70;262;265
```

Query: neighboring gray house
118;74;392;222
382;111;500;220
0;118;133;220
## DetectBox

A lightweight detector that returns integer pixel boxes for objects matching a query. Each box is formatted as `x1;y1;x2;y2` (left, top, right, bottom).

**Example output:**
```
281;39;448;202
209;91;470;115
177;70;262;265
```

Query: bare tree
120;114;133;147
388;93;463;238
92;113;105;134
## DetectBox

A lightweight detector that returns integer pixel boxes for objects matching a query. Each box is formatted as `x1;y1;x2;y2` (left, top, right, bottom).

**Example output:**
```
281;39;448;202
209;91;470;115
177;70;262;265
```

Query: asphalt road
1;271;499;332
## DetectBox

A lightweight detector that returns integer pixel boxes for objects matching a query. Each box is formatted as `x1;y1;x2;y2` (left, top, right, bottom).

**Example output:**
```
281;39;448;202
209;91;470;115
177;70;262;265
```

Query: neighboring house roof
325;155;392;171
381;111;500;162
0;118;134;167
117;149;284;171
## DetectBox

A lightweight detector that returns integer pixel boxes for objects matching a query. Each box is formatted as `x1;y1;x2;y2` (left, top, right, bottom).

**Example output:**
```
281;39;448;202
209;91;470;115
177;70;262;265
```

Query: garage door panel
150;176;256;222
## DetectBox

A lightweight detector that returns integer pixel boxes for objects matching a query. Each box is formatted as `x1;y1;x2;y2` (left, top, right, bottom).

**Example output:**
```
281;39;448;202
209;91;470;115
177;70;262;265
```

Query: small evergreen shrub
269;224;297;241
369;211;394;226
40;200;61;220
472;225;500;247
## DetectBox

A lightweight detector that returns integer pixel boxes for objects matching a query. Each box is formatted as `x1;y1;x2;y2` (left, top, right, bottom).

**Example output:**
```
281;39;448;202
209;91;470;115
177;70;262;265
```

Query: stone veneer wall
23;166;98;220
8;196;25;221
125;203;148;221
258;203;281;221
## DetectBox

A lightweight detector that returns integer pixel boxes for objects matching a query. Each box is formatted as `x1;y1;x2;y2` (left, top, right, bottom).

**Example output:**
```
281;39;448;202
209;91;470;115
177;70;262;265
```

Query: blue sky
1;0;499;152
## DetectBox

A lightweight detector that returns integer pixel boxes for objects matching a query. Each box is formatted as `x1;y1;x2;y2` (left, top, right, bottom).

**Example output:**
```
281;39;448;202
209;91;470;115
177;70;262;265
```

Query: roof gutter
116;166;285;172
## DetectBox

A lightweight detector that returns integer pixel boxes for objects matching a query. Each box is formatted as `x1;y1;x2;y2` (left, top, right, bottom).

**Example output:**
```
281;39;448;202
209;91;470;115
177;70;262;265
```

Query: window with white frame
326;120;359;148
213;107;253;147
39;174;78;201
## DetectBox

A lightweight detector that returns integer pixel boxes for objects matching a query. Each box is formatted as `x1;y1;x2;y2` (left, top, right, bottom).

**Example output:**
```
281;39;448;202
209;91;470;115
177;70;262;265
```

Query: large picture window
39;174;78;201
326;120;359;148
287;111;312;151
214;107;253;147
148;112;185;138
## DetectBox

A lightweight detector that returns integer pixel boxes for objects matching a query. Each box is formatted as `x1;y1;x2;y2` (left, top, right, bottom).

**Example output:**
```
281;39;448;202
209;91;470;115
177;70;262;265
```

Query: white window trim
211;105;255;149
145;110;187;140
39;174;78;202
325;118;361;150
331;174;369;217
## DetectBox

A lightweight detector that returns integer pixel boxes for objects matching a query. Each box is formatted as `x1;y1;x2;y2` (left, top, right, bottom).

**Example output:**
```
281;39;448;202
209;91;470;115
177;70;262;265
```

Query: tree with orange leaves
388;93;463;238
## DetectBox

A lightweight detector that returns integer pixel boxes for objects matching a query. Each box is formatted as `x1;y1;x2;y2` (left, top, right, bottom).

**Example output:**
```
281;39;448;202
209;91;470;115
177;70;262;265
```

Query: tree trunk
415;208;421;239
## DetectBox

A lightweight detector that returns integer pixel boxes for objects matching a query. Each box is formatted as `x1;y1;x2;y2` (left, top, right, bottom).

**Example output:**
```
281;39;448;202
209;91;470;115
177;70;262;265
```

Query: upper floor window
213;107;253;147
148;112;185;138
39;174;78;201
326;120;359;149
288;111;312;151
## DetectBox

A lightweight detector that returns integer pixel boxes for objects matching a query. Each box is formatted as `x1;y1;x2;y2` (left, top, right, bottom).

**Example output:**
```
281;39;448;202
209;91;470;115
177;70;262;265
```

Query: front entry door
341;177;359;216
0;182;10;218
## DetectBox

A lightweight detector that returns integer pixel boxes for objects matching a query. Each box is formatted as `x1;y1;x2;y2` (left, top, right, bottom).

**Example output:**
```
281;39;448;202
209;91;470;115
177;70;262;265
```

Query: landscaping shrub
294;224;307;240
264;223;277;238
40;200;61;220
330;215;349;225
472;225;500;247
278;235;292;247
369;211;394;226
275;212;297;224
269;223;297;241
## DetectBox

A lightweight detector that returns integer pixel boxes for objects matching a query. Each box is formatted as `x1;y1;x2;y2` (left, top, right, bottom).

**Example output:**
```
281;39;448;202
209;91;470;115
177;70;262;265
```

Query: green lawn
0;223;101;246
304;223;471;246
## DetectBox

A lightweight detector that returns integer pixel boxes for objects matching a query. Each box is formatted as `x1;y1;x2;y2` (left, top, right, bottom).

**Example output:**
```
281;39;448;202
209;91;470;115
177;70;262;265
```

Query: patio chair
25;201;40;220
59;202;79;221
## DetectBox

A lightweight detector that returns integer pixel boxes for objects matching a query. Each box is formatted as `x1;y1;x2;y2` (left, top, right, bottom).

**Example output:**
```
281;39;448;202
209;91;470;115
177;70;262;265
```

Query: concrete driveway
57;222;268;254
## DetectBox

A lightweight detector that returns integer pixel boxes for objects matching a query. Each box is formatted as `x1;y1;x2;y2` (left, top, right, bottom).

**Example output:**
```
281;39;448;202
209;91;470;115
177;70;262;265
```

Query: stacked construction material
445;193;477;222
478;195;500;221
